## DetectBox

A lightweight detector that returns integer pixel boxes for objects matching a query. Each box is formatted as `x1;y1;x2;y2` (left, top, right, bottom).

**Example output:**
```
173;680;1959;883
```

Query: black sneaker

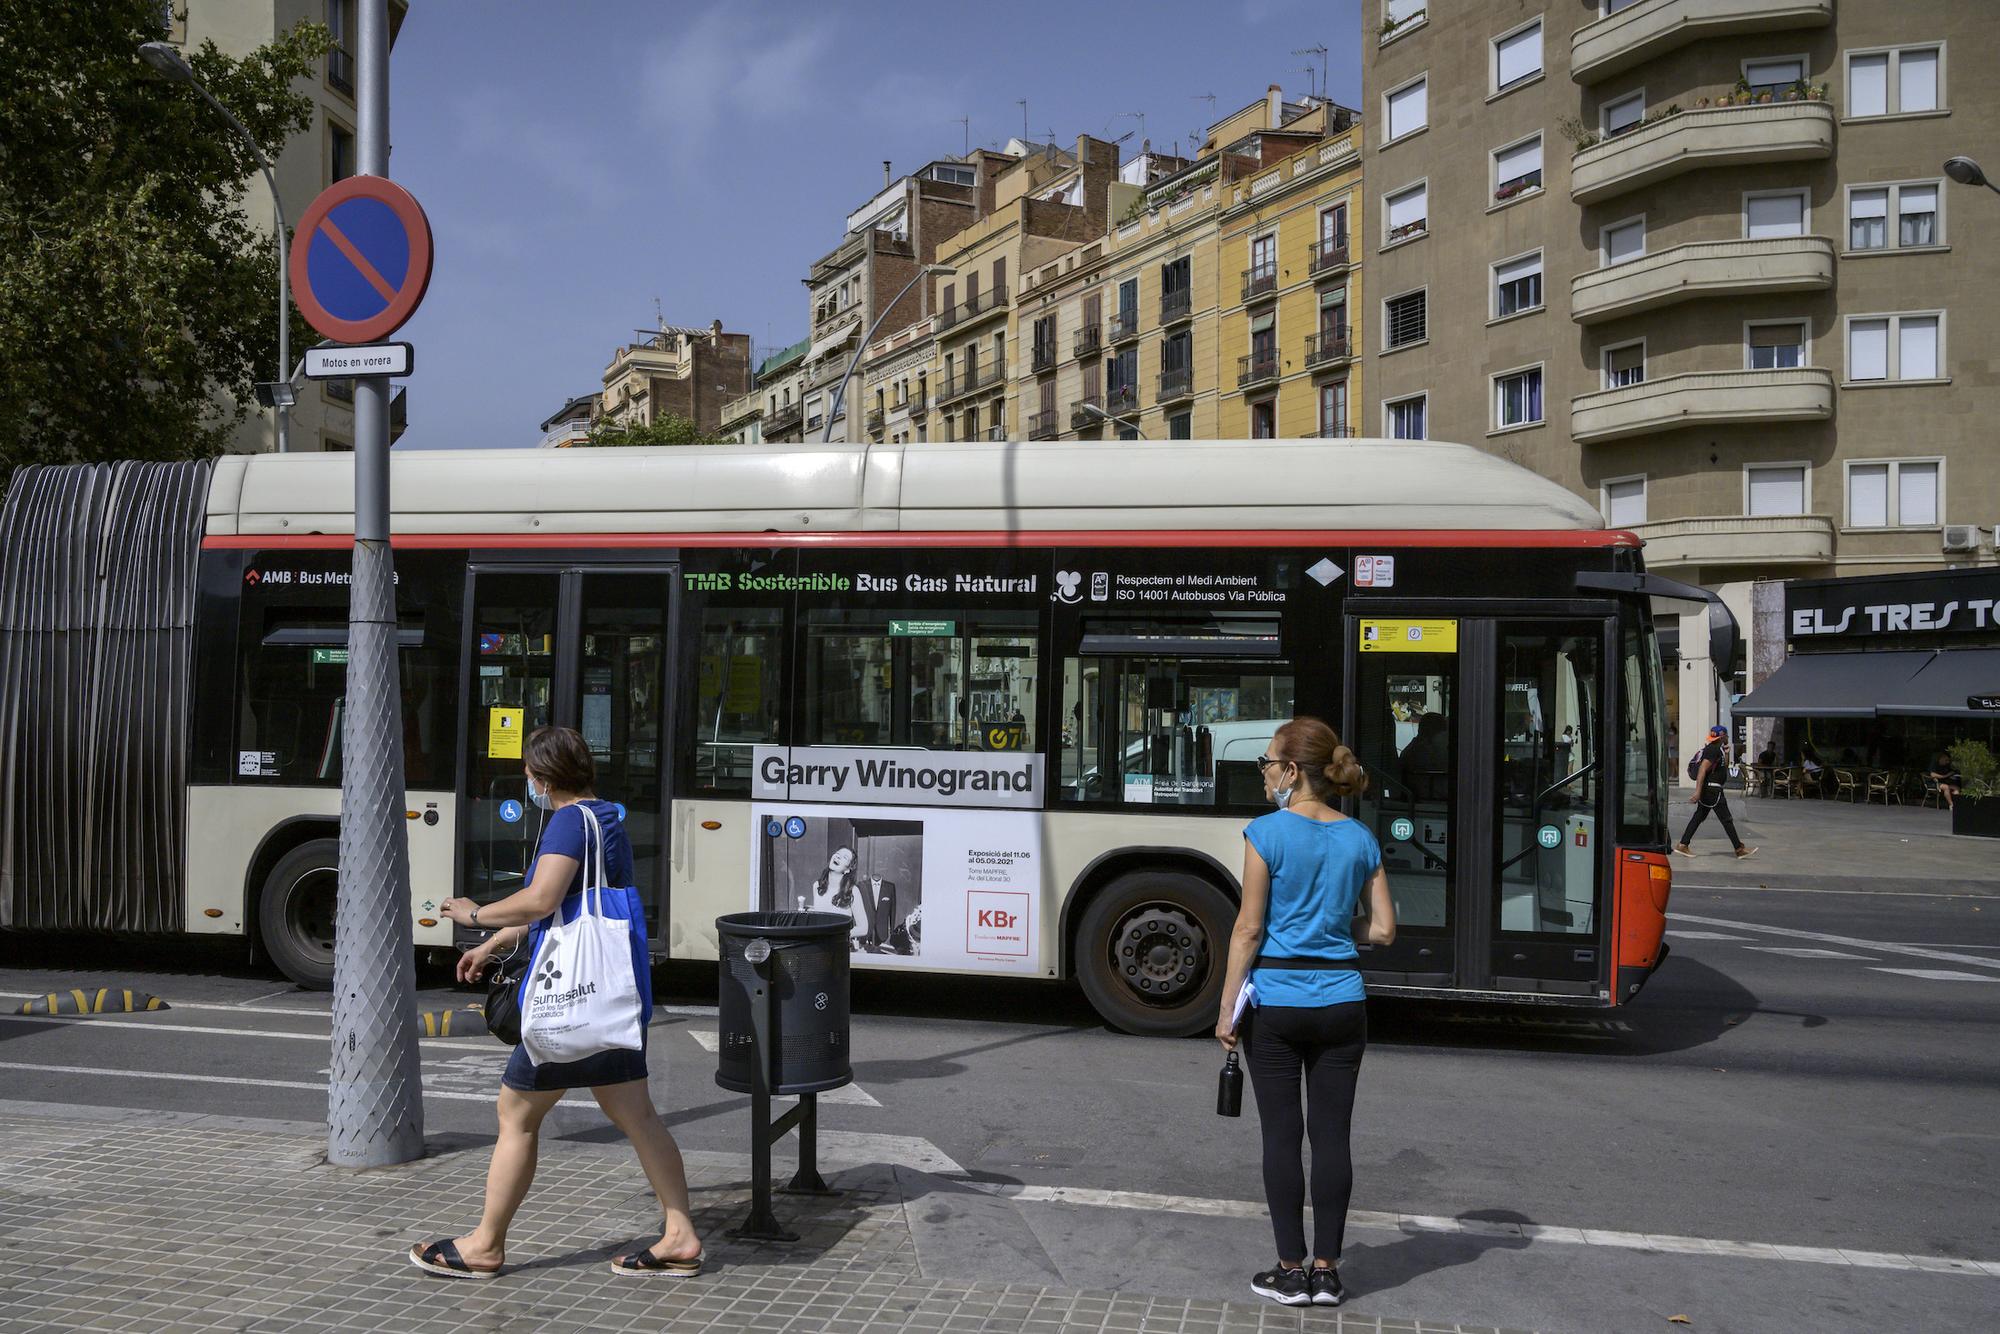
1308;1266;1344;1306
1251;1265;1310;1306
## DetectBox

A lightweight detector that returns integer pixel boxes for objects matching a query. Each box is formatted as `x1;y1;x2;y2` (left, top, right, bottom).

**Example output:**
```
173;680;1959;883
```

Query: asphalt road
3;880;1997;1332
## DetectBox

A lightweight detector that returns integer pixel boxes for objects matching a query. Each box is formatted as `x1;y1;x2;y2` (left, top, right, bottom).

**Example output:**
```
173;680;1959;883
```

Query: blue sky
387;0;1364;448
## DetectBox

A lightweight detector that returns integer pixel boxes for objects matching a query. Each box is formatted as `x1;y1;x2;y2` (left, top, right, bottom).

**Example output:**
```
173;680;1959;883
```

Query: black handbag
484;946;529;1046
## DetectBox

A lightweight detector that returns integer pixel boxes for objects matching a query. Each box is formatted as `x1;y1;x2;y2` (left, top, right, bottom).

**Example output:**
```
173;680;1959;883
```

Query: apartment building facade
174;0;407;453
599;320;753;437
1361;0;1999;765
720;337;810;446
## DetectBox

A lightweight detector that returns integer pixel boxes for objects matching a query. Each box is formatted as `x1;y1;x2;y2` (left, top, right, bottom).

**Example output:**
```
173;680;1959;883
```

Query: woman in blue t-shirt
1216;716;1396;1309
413;727;702;1281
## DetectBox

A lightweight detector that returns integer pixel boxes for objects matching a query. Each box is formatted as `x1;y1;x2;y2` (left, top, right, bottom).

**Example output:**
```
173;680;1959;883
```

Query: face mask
1273;771;1295;808
527;775;553;811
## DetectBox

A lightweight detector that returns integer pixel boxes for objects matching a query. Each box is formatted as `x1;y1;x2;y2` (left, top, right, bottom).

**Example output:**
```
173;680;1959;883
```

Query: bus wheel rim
290;867;338;958
1111;903;1206;1005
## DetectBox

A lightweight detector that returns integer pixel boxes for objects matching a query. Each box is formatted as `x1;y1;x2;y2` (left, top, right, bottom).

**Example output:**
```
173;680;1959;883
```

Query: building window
1117;425;1140;441
1604;340;1645;388
1385;394;1427;440
1493;251;1543;318
1249;400;1276;439
1746;465;1807;517
1494;20;1542;93
1742;56;1807;100
1847;46;1942;119
1847;313;1941;382
1385;182;1427;245
1492;135;1543;203
1169;412;1192;439
1318;381;1348;437
1603;0;1644;13
1849;182;1942;251
1847;459;1941;528
1494;367;1544;430
330;122;354;182
1744;190;1807;239
1385;0;1424;32
1385;76;1428;143
1384;290;1427;349
1748;320;1808;370
325;0;353;94
1602;90;1645;137
1601;215;1645;266
1604;476;1647;527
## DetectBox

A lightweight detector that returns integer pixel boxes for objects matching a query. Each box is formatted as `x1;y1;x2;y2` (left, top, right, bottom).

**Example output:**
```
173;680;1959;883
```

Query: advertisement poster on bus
747;801;1041;975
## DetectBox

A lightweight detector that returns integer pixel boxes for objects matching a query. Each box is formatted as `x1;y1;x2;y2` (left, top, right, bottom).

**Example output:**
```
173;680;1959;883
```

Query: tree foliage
0;1;331;476
584;414;727;447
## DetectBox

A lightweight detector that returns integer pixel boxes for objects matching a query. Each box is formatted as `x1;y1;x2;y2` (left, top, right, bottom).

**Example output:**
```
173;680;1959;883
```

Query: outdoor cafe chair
1866;770;1899;805
1920;774;1943;809
1831;768;1860;802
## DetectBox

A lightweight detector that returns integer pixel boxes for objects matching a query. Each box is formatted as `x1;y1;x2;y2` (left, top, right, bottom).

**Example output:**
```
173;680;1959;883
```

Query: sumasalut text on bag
518;804;649;1066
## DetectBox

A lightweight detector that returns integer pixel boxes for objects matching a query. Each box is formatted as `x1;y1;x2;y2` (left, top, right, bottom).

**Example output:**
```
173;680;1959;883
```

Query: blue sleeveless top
1244;810;1379;1007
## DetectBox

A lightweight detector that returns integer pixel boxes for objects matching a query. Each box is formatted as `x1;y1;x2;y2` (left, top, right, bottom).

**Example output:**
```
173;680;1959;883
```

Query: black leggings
1244;1001;1367;1263
1680;790;1743;849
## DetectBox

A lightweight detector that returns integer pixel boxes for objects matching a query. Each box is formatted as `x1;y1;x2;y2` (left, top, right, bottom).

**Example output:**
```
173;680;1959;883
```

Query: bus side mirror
1707;597;1740;676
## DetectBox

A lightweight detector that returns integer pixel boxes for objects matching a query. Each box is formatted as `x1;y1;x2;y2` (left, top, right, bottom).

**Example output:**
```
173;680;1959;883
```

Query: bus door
458;566;676;933
1348;612;1612;997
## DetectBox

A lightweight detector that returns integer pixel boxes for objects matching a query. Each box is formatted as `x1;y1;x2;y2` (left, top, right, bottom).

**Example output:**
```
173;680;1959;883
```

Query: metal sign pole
327;0;424;1167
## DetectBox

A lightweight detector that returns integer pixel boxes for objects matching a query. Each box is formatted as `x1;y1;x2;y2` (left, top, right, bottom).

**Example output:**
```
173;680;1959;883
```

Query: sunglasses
1256;755;1283;769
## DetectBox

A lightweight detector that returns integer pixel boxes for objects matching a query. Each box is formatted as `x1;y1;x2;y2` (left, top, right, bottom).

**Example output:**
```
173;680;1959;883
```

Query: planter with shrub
1947;740;2000;839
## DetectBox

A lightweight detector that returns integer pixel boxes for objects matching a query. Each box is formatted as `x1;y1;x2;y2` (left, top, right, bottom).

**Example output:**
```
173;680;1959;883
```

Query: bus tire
1075;870;1234;1037
260;839;340;990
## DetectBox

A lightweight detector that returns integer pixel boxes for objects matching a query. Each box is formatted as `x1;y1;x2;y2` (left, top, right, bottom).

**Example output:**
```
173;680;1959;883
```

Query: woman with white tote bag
415;727;703;1280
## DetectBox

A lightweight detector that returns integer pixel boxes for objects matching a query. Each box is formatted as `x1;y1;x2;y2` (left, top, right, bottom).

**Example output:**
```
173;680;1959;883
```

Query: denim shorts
502;1035;648;1092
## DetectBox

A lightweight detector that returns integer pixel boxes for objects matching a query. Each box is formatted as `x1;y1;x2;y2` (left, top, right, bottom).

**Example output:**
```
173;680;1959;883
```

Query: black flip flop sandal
610;1246;704;1278
408;1238;502;1280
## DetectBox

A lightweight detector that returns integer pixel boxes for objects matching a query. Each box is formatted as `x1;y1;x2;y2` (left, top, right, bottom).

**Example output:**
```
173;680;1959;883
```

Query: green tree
584;414;728;447
0;1;331;476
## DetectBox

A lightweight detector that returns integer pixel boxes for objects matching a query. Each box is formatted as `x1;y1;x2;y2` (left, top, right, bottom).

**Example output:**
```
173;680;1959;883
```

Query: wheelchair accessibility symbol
498;800;523;824
785;816;808;839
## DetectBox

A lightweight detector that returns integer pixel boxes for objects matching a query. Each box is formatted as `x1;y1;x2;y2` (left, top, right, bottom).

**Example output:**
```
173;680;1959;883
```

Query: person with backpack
1676;724;1756;859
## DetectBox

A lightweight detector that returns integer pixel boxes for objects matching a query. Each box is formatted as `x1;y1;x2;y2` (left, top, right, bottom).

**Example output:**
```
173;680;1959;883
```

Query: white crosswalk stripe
1744;946;1877;960
1869;968;2000;983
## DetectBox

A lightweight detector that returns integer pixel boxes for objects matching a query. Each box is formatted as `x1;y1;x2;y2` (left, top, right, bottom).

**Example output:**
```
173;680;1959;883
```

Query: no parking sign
289;176;434;345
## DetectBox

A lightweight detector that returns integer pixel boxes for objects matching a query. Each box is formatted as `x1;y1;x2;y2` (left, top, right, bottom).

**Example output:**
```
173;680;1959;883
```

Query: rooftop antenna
1293;45;1328;101
1017;99;1028;141
954;116;969;156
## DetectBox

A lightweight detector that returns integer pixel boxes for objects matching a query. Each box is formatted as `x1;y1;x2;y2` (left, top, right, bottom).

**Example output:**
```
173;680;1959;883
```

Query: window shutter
1849;54;1888;116
1899;48;1938;112
1606;479;1646;527
1899;462;1939;526
1605;220;1645;264
1496;24;1542;87
1604;93;1643;134
1746;193;1805;238
1496;137;1543;184
1387;80;1427;139
1899;316;1938;379
1748;468;1805;517
1495;253;1542;287
1848;464;1889;527
1847;319;1888;380
1387;185;1427;230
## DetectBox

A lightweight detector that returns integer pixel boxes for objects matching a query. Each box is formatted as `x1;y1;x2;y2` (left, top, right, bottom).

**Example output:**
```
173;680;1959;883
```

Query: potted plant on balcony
1948;741;2000;839
1695;96;1710;109
1557;114;1599;152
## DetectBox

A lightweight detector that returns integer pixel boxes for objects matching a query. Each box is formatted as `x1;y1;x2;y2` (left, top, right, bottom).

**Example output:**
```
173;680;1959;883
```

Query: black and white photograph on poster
751;802;1041;974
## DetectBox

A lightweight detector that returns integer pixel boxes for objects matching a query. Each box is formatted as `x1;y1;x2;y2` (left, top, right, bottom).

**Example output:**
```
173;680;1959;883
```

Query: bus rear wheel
1076;870;1233;1037
260;839;339;990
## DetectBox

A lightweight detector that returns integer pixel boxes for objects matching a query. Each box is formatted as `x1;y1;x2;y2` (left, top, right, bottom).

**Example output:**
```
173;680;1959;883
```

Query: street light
1076;400;1144;437
824;262;956;444
1944;156;2000;197
140;40;293;452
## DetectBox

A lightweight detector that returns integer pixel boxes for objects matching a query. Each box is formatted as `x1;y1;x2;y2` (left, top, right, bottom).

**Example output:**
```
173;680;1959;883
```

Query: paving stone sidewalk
0;1110;1529;1334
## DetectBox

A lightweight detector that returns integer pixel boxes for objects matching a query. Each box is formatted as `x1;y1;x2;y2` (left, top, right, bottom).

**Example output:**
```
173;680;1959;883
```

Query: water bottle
1216;1050;1242;1117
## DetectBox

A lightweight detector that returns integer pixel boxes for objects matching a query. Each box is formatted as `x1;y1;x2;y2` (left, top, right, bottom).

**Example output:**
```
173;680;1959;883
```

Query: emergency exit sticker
1358;619;1459;653
488;707;524;759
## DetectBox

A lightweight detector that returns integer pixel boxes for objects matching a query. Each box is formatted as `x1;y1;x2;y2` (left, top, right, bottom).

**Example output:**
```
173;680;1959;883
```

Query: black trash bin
715;910;852;1095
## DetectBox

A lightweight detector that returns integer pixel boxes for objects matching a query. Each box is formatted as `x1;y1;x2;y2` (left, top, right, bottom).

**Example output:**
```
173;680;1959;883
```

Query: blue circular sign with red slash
289;176;434;344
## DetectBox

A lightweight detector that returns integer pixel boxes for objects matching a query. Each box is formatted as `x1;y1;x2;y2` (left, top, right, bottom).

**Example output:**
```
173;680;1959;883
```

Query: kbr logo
965;890;1030;957
977;908;1018;929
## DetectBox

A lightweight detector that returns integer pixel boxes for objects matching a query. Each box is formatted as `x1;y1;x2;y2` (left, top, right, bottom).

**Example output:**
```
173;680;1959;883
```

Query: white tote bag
520;805;645;1065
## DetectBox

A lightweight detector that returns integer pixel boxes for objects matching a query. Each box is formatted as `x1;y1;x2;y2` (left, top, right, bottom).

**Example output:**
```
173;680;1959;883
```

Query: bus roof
204;439;1614;544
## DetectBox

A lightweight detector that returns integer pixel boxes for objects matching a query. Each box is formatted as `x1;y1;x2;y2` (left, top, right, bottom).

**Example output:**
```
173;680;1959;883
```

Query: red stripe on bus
202;528;1639;551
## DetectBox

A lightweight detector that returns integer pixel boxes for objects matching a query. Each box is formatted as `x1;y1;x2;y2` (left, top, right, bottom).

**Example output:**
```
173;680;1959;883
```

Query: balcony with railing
1623;514;1836;570
1107;384;1138;416
1571;0;1835;86
1304;325;1352;369
1571;102;1834;205
907;394;929;418
765;401;804;434
1237;350;1279;389
865;407;885;434
540;420;591;448
935;285;1009;333
1301;423;1356;439
984;424;1008;441
1157;367;1193;403
936;363;1004;404
1310;234;1350;275
1073;325;1102;359
327;46;354;95
1241;263;1278;303
1571;235;1835;324
1032;342;1059;374
1569;367;1833;443
1027;410;1060;440
1386;218;1427;245
1070;395;1106;430
1161;288;1192;324
1110;309;1140;342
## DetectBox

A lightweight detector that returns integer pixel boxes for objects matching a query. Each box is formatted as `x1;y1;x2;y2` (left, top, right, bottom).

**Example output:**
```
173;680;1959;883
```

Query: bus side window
800;611;1038;752
694;607;785;793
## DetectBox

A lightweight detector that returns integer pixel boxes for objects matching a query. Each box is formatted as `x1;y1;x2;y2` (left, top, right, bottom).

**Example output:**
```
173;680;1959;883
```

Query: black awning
1880;648;2000;718
1735;650;1935;718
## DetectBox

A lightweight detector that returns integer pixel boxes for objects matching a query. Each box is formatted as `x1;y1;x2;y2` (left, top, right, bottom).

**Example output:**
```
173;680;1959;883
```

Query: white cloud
641;8;832;143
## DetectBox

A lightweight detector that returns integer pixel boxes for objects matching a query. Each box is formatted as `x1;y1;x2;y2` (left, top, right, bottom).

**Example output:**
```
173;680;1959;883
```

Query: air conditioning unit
1941;524;1979;553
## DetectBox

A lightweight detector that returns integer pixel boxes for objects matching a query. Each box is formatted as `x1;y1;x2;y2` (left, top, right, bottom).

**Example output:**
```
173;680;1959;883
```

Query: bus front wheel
1076;870;1234;1037
260;839;340;990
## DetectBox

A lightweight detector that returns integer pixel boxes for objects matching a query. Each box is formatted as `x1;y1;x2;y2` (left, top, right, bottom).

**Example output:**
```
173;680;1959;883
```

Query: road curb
15;988;169;1016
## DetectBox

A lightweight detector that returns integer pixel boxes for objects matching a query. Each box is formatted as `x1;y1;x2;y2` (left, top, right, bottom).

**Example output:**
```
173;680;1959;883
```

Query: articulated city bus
0;440;1691;1035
